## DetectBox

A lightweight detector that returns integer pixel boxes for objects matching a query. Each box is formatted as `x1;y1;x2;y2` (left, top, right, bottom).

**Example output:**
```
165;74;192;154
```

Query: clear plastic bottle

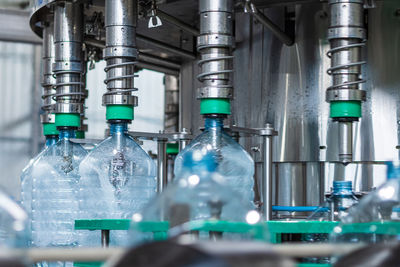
309;181;359;221
130;150;263;245
0;189;29;248
0;189;29;266
31;128;87;253
304;181;359;264
20;135;58;239
78;122;157;247
332;162;400;244
174;115;255;205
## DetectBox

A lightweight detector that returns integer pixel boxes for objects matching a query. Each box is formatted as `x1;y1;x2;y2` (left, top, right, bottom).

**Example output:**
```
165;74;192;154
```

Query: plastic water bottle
31;129;87;254
304;181;359;263
131;150;261;244
332;162;400;244
0;189;29;248
78;122;156;246
20;135;58;239
174;115;255;205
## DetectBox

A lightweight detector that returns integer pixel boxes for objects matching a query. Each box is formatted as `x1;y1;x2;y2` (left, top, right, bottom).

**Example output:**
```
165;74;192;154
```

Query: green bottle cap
42;123;59;136
106;105;134;121
330;101;362;118
200;99;231;115
55;113;81;128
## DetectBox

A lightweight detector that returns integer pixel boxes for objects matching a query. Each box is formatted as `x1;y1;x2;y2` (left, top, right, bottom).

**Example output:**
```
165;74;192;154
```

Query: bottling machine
17;0;400;265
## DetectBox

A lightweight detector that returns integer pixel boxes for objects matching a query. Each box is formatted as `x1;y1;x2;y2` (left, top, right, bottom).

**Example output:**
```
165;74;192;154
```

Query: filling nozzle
338;121;353;166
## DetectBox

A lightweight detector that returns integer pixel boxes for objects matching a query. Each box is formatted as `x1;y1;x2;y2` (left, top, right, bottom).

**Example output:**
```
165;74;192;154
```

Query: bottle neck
332;181;353;196
204;117;224;130
45;135;58;147
110;123;128;136
58;129;75;140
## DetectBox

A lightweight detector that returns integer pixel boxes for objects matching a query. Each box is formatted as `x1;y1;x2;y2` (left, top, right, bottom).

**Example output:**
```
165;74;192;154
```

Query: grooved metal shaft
53;1;85;115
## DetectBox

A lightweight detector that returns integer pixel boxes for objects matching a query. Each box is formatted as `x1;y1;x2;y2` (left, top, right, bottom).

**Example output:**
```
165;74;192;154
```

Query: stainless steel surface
136;34;196;60
262;135;273;220
197;0;234;101
164;75;179;132
157;9;199;36
53;1;85;115
243;1;294;46
157;139;168;192
41;19;56;123
327;0;366;164
103;0;138;108
338;121;353;165
0;9;41;44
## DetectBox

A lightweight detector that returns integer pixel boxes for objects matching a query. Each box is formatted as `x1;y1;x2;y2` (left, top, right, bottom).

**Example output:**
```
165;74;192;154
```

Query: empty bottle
303;181;359;264
332;162;400;244
174;115;255;205
310;181;359;222
20;134;58;239
0;189;29;248
130;150;263;245
0;189;29;267
31;128;87;254
79;122;157;246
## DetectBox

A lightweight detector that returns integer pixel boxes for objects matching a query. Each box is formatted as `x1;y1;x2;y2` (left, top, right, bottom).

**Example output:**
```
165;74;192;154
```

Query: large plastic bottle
31;128;87;255
332;162;400;244
310;181;359;221
130;150;263;245
0;189;29;267
304;181;359;264
174;115;255;205
20;135;58;238
79;122;157;246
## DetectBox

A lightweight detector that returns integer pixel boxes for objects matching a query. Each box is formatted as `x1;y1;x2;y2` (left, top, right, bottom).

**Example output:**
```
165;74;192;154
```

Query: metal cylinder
262;136;273;220
327;0;366;93
197;0;234;100
157;140;168;193
326;0;366;165
338;121;353;165
103;0;138;107
41;20;56;124
53;1;85;114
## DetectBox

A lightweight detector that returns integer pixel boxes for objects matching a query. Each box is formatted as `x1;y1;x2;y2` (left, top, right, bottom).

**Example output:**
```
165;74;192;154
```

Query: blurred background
0;0;167;198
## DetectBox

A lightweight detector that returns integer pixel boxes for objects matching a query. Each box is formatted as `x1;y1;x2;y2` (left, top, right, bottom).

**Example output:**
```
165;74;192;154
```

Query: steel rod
245;1;294;46
262;135;273;220
157;140;168;192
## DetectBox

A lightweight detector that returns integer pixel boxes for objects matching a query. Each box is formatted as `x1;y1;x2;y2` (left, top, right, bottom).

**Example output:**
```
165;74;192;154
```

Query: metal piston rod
326;0;367;165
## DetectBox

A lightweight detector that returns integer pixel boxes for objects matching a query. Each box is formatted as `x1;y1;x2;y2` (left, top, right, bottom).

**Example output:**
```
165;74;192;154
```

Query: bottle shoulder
84;134;154;161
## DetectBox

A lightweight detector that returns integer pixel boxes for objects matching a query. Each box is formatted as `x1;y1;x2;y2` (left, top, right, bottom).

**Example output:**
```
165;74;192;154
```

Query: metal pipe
157;10;199;36
262;134;273;220
157;140;168;192
101;230;110;247
244;1;294;46
137;34;196;60
338;121;353;165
